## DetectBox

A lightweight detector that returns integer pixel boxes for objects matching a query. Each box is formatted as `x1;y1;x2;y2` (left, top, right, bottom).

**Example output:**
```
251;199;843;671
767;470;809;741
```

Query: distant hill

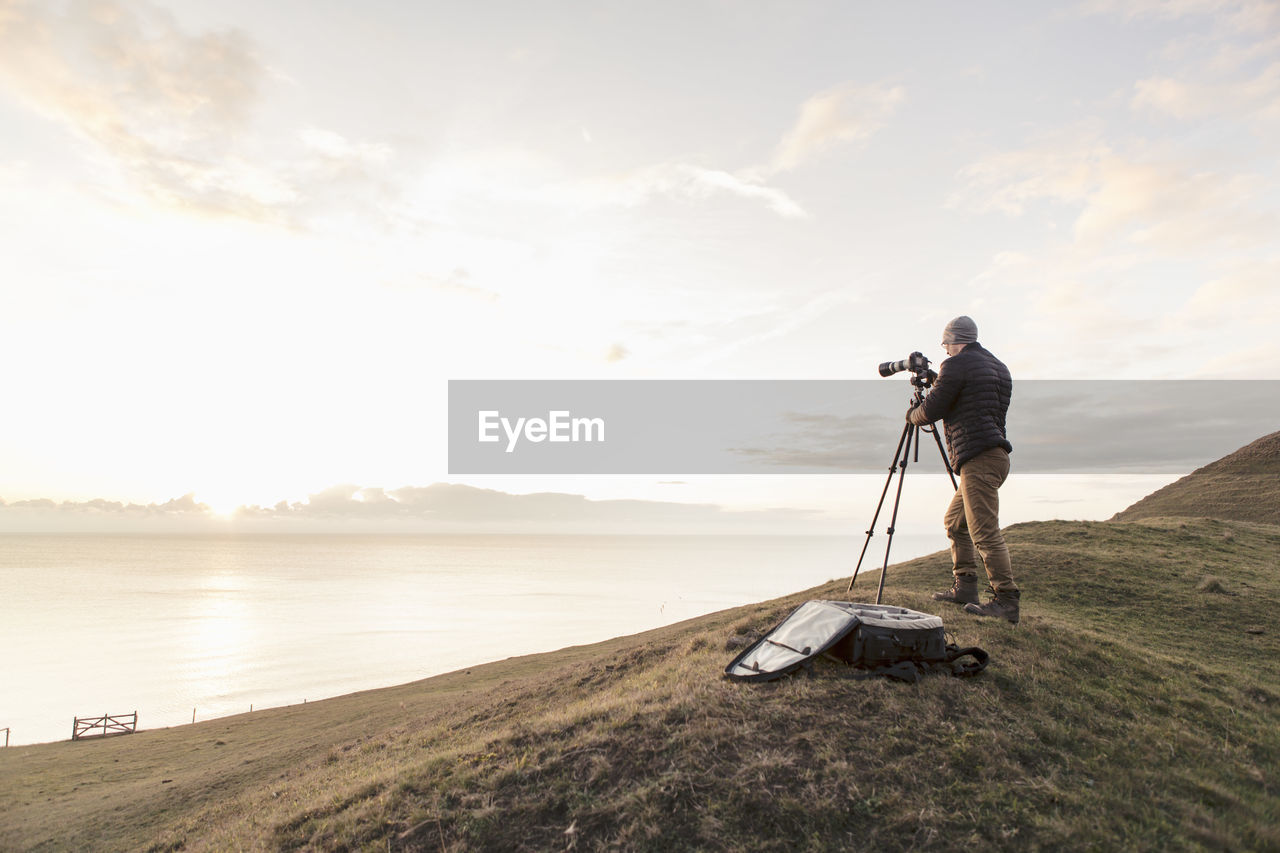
1112;430;1280;525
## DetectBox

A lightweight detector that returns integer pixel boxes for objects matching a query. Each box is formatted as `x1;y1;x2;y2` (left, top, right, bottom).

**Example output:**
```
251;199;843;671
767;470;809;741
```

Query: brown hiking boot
933;574;980;605
964;588;1020;624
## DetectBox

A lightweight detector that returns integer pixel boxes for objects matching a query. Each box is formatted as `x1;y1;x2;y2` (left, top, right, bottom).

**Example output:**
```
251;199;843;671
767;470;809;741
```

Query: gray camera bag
724;600;987;683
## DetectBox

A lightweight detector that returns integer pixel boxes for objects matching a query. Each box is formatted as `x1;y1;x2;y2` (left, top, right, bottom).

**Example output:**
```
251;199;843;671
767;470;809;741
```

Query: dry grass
2;517;1279;851
1113;429;1280;526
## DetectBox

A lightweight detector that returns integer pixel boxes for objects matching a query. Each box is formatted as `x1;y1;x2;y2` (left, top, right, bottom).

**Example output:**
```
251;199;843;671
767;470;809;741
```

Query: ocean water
0;532;945;746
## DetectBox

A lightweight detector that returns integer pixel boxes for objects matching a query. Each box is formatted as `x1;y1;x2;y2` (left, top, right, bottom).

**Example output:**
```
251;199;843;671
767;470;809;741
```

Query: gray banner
448;380;1280;475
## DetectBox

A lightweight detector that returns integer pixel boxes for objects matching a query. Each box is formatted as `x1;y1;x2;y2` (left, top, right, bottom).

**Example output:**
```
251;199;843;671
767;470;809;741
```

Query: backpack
723;600;988;683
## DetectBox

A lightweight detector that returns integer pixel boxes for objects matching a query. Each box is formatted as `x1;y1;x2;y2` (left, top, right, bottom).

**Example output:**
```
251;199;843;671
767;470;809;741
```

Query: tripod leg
928;425;958;490
845;420;913;594
875;424;916;604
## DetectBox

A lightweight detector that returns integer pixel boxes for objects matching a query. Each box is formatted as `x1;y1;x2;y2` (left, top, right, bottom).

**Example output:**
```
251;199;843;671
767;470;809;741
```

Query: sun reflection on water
179;575;254;698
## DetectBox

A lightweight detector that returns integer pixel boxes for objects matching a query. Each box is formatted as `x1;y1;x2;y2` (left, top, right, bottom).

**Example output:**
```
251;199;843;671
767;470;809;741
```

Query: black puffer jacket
908;342;1012;471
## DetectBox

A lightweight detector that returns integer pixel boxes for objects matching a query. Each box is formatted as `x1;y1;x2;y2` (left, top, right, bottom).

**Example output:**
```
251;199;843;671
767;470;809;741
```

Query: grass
2;516;1278;851
1113;429;1280;526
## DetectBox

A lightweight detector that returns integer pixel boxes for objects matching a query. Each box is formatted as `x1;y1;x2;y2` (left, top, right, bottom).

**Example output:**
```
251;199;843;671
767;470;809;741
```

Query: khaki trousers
945;447;1016;592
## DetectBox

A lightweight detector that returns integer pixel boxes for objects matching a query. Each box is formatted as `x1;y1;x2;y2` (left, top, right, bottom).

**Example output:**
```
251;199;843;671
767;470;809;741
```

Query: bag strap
840;646;989;683
841;661;923;683
944;644;989;677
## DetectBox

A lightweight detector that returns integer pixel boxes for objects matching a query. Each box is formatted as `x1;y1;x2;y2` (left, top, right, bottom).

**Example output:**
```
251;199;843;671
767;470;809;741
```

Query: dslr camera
878;351;937;388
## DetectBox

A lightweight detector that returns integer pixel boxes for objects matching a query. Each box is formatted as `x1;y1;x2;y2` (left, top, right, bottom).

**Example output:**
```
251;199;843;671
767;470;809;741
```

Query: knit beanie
942;315;978;346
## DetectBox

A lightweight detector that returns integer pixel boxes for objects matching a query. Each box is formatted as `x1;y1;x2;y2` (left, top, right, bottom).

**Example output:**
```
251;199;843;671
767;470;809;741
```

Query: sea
0;533;945;746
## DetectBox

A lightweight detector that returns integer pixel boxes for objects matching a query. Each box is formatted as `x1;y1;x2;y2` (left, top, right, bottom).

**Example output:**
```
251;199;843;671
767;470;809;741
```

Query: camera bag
724;600;987;683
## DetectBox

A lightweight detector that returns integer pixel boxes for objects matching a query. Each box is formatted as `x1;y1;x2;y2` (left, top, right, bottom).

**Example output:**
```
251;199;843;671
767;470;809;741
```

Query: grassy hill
1113;430;1280;525
2;514;1277;851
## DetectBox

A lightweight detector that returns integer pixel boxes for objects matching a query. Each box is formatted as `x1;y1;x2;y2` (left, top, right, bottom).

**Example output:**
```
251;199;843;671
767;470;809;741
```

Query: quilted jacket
908;342;1012;471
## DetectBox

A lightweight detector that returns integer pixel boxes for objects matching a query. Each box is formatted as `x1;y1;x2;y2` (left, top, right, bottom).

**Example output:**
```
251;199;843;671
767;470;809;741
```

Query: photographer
906;316;1019;624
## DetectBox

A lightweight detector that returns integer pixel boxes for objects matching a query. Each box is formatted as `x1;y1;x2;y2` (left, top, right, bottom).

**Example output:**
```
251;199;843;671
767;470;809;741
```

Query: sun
197;492;242;518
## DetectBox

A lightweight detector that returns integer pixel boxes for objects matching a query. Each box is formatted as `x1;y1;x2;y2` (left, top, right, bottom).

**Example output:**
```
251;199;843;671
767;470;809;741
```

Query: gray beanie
942;315;978;345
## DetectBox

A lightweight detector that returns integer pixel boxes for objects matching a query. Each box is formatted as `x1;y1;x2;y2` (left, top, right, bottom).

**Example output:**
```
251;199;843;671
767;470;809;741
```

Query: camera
878;351;937;389
878;351;930;378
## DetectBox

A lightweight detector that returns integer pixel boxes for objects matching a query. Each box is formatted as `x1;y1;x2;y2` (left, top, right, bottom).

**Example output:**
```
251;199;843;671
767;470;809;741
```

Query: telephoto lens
879;358;910;377
878;352;928;377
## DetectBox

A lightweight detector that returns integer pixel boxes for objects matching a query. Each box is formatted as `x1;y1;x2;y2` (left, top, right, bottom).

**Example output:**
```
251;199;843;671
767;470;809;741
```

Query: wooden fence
72;711;137;741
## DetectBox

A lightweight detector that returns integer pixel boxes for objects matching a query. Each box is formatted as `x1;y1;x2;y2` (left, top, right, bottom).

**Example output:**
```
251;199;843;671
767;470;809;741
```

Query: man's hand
906;403;931;426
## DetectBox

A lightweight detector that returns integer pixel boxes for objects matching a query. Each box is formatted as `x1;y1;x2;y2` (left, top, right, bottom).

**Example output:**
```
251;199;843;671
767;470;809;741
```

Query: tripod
846;381;958;604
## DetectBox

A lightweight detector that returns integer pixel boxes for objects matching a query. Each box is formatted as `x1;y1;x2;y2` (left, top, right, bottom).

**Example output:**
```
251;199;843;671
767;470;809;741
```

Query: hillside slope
1113;430;1280;524
2;517;1278;852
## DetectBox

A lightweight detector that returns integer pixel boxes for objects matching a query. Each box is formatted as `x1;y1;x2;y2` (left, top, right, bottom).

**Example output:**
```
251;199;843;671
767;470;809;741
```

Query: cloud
0;0;267;211
0;491;213;522
417;267;501;302
0;483;824;532
950;126;1108;215
724;382;1280;473
1078;0;1278;32
404;146;808;224
689;288;862;367
590;80;906;223
728;411;904;471
1163;262;1280;369
235;483;828;532
771;82;905;172
1075;159;1270;247
1087;0;1280;122
462;82;905;222
299;127;392;164
1132;62;1280;121
954;0;1280;248
948;7;1280;375
616;163;807;218
0;0;397;224
3;493;213;514
686;167;809;218
549;82;905;220
1189;339;1280;375
1170;258;1280;332
953;131;1273;250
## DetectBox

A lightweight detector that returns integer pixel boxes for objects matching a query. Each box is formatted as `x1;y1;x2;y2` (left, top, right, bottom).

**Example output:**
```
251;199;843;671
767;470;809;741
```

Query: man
906;316;1019;624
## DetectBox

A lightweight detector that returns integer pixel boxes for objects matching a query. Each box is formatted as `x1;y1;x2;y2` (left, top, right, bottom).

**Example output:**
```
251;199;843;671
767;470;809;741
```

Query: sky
1;0;1278;531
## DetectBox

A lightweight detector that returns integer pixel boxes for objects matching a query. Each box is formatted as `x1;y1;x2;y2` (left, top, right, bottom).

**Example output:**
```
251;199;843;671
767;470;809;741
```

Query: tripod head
909;366;938;391
904;368;937;415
